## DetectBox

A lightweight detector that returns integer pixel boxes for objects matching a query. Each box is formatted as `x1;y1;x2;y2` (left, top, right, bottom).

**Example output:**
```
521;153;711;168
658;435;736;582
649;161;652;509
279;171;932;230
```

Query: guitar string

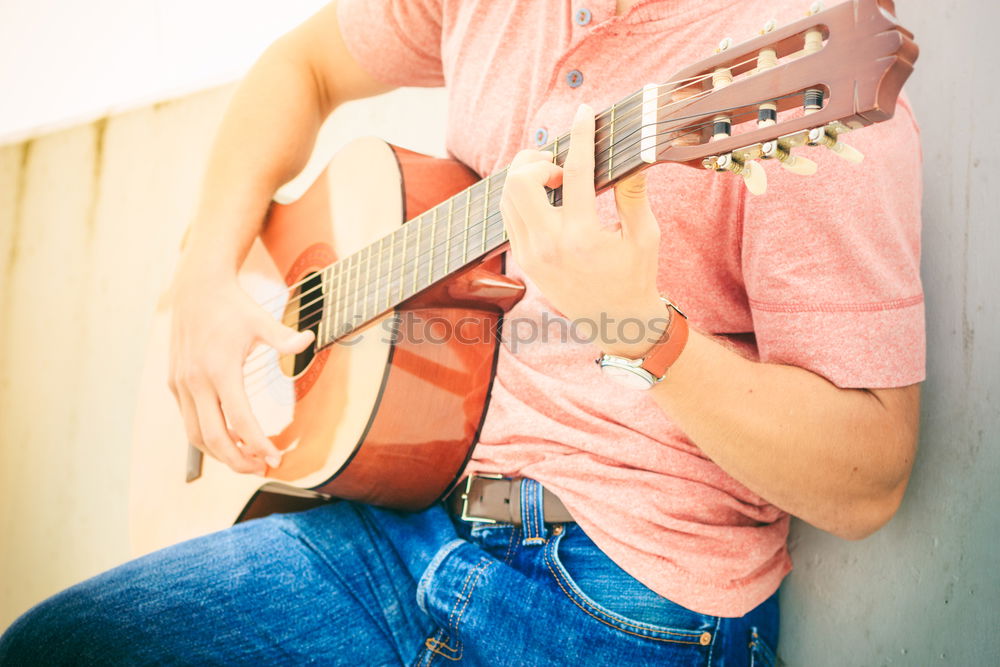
238;106;738;377
248;53;764;317
254;88;797;341
254;70;772;337
236;120;723;396
238;58;807;380
242;53;766;345
239;105;783;394
238;94;801;388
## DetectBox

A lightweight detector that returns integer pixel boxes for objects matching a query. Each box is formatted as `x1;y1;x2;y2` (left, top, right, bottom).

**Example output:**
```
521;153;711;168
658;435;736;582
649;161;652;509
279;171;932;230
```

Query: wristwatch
595;298;689;390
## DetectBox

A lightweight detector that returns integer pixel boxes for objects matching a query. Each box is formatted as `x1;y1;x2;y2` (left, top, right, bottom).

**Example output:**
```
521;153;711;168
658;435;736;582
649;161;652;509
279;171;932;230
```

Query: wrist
596;296;689;390
598;295;670;358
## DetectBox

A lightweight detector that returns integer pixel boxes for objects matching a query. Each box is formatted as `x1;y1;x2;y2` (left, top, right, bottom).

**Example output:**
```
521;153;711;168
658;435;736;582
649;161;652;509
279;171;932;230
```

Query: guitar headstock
635;0;918;194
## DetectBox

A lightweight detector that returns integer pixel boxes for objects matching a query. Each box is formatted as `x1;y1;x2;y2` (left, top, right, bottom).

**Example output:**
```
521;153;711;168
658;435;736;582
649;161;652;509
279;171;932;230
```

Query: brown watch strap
640;301;689;380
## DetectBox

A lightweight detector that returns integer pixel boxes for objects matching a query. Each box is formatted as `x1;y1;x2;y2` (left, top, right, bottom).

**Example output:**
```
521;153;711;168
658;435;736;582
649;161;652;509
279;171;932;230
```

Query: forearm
181;38;333;277
651;329;920;539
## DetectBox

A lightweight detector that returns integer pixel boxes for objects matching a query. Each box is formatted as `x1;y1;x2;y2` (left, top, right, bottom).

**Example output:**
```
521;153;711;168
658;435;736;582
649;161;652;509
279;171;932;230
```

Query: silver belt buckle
460;472;504;523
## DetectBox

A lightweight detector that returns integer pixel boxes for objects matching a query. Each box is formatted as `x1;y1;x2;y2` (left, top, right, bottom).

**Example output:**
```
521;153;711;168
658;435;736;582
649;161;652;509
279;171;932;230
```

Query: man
0;0;922;664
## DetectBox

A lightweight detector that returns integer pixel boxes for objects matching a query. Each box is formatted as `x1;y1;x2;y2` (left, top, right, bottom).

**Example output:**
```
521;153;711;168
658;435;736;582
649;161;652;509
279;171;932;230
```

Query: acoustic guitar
130;0;918;555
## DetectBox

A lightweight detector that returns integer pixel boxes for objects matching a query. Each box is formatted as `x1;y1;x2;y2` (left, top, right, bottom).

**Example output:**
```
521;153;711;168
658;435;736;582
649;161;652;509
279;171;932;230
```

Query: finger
176;384;205;454
563;104;597;222
500;197;526;254
217;370;283;465
505;161;563;224
509;149;554;170
191;386;264;474
254;310;315;356
613;172;659;241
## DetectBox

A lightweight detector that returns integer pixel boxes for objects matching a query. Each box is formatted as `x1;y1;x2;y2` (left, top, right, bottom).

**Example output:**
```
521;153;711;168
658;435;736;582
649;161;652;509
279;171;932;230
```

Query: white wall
0;0;327;144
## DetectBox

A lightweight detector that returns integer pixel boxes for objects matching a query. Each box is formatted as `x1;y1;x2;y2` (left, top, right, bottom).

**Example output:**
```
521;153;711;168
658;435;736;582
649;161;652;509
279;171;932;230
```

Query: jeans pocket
543;525;717;647
749;626;778;667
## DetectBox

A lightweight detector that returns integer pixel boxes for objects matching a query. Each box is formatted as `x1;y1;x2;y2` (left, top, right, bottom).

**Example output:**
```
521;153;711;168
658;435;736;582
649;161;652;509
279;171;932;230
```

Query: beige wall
0;85;448;629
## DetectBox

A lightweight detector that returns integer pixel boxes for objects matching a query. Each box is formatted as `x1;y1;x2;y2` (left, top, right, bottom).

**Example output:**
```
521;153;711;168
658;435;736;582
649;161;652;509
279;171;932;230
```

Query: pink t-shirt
337;0;924;616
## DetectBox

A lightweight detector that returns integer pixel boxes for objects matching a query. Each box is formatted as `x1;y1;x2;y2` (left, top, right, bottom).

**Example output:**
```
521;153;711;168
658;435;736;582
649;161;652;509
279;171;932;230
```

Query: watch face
600;364;655;390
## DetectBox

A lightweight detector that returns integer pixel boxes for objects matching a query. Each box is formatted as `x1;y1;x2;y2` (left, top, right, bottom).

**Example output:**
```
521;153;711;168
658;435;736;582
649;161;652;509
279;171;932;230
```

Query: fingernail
265;455;281;468
575;103;593;120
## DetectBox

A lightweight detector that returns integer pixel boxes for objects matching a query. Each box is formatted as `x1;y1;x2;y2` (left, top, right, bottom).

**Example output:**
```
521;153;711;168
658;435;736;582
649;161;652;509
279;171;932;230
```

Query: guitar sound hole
280;271;323;378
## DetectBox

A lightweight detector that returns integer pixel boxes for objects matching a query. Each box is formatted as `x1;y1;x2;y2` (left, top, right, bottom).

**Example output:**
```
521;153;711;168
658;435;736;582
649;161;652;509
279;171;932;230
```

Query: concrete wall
1;1;998;663
779;1;1000;664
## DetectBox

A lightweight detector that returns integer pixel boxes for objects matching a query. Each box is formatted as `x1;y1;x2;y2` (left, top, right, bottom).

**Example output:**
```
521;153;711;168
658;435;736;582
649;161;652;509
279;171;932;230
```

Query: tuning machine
808;126;864;163
703;153;767;195
761;140;818;176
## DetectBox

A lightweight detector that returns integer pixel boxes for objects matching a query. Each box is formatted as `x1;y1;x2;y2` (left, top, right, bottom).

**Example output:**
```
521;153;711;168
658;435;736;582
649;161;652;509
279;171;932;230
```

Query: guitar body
129;137;524;556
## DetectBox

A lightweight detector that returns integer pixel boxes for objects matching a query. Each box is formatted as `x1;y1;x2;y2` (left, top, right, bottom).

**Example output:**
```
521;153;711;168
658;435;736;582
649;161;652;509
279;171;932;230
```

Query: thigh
0;502;436;666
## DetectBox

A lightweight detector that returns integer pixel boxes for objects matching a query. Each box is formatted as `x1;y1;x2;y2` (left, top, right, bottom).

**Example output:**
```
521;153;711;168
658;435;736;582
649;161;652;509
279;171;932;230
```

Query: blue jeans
0;479;779;665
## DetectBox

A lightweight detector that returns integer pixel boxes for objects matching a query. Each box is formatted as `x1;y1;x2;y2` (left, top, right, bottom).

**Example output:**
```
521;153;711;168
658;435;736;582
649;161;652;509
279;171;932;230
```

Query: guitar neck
314;91;650;348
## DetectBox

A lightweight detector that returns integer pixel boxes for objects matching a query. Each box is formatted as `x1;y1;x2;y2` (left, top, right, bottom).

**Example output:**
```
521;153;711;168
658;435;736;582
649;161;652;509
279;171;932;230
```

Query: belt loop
519;478;547;545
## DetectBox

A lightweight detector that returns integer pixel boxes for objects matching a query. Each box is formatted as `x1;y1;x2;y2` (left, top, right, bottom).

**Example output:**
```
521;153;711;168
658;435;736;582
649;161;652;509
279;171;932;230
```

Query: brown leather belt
445;474;574;525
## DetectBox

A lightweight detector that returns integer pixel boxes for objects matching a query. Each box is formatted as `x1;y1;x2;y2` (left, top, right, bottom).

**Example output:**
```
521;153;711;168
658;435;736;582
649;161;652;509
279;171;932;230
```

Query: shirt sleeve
336;0;445;87
741;98;925;389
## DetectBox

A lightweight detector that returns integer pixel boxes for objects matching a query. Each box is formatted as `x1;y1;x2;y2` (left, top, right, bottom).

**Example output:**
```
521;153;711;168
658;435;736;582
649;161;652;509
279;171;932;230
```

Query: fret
339;255;352;338
363;244;372;322
376;236;386;315
412;215;422;294
445;198;453;275
551;135;563;207
490;172;506;243
608;103;617;180
429;207;437;285
399;223;409;302
462;188;471;266
349;252;360;334
481;179;490;253
386;229;396;312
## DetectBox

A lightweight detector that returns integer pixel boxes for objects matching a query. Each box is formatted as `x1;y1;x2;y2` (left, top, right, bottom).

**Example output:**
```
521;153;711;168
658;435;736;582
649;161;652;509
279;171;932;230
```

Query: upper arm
275;2;398;114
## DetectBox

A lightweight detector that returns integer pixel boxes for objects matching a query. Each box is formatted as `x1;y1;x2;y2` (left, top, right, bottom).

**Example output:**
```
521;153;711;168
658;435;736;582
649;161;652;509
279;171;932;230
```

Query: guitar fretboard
313;90;650;347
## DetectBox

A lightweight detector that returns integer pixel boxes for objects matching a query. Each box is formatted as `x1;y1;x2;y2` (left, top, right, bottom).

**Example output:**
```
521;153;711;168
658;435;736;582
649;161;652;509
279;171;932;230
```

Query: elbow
834;392;920;541
832;480;909;541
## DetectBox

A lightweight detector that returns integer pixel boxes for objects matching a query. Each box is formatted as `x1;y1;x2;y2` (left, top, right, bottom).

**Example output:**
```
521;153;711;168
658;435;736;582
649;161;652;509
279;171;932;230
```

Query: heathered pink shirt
337;0;924;616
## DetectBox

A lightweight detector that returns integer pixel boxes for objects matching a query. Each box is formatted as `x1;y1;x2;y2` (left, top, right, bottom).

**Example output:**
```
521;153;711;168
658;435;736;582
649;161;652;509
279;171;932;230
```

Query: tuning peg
827;140;864;163
808;128;864;163
781;155;819;176
708;154;768;195
742;160;768;195
761;140;818;176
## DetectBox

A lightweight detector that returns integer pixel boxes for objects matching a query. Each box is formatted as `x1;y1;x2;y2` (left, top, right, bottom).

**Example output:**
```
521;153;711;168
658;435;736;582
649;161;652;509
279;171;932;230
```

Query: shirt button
566;69;584;88
574;8;592;26
533;128;549;146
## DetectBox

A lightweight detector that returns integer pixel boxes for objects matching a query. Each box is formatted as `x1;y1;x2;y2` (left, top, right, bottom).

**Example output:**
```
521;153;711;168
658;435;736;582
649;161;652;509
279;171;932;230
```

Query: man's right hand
167;268;314;475
162;2;393;475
